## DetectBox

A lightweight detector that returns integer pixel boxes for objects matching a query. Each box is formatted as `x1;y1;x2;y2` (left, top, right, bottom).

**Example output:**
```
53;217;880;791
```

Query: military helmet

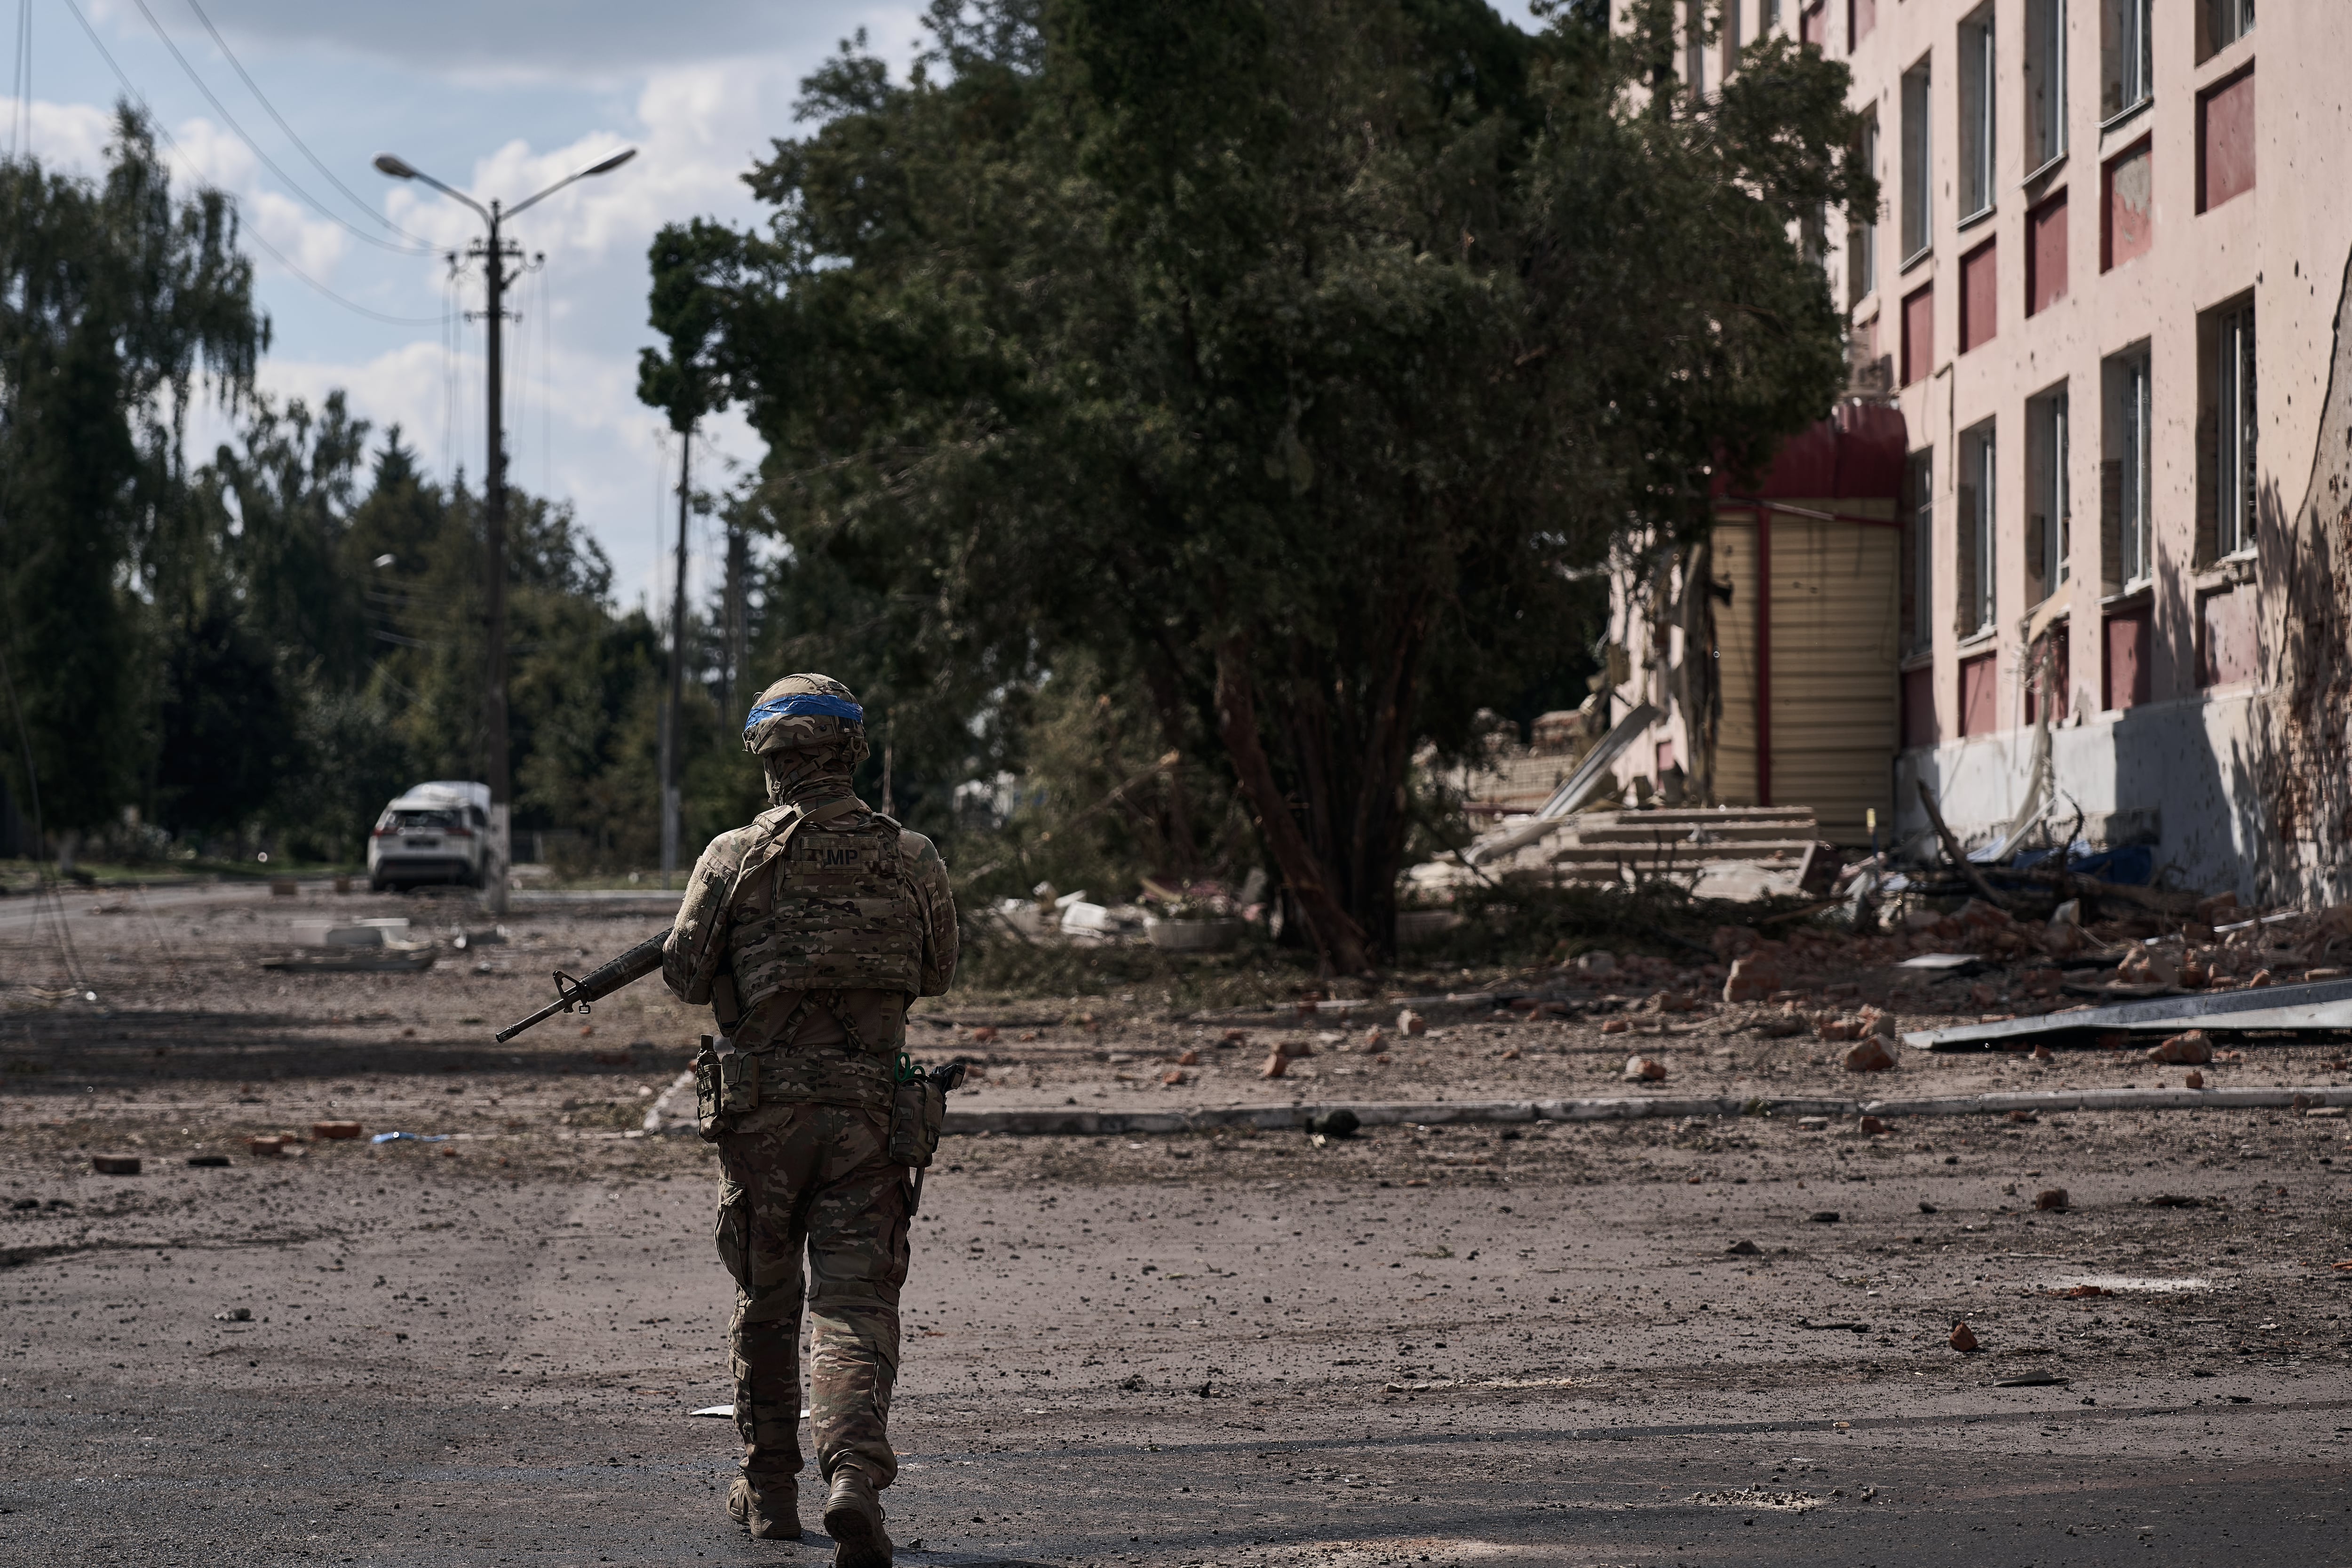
742;673;865;756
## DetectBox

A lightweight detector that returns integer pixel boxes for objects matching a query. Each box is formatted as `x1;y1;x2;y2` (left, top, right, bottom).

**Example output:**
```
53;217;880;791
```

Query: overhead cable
124;0;434;254
57;0;448;327
178;0;435;247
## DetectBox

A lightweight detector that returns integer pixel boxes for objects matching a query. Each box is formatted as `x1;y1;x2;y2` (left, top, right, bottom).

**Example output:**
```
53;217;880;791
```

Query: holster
887;1075;946;1170
692;1035;759;1143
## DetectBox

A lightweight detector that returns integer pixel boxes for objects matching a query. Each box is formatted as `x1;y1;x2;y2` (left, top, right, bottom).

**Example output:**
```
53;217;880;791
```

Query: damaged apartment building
1603;0;2352;904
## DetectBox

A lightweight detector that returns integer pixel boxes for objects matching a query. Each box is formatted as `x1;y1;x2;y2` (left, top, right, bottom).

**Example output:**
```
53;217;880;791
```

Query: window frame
1901;55;1934;265
2025;0;2068;178
1848;111;1879;306
1959;4;1998;224
2029;387;2071;604
2102;0;2153;127
1959;420;1998;637
2215;300;2257;560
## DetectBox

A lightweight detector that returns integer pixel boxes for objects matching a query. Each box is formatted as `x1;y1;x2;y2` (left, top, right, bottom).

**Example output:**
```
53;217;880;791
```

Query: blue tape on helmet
743;692;865;732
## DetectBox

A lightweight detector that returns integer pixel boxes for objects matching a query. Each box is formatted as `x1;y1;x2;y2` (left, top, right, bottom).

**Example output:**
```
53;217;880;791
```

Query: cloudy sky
5;0;933;617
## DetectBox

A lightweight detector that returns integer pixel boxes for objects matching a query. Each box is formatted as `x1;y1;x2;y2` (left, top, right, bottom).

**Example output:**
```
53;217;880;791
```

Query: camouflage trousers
714;1098;910;1487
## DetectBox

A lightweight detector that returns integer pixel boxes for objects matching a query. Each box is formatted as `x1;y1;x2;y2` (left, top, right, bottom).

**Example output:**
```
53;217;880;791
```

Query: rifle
495;931;668;1043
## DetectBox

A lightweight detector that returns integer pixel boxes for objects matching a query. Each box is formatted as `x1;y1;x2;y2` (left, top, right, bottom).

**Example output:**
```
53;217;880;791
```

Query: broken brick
1601;1018;1631;1035
1260;1052;1288;1080
1398;1008;1427;1036
1722;954;1785;1004
970;1025;1000;1044
1220;1028;1248;1048
90;1155;141;1176
1859;1115;1887;1135
1623;1055;1667;1083
2184;1069;2205;1089
1175;1049;1201;1067
1361;1027;1387;1052
1949;1322;1980;1353
312;1121;363;1141
1843;1037;1897;1073
2148;1029;2213;1065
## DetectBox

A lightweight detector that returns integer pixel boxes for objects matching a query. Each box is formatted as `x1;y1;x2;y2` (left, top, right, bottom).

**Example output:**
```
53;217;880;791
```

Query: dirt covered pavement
4;885;2352;1566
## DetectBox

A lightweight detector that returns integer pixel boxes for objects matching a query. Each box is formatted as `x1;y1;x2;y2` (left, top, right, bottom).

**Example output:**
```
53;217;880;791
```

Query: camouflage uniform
663;676;957;1524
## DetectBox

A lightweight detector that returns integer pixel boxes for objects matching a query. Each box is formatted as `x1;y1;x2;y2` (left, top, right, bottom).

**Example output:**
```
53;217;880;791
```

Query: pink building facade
1628;0;2352;901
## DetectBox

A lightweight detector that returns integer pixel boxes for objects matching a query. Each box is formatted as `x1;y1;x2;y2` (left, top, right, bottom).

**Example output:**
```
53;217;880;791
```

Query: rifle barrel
492;931;669;1043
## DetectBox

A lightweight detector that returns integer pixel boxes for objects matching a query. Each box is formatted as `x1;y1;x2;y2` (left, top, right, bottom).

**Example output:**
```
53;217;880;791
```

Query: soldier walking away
663;674;958;1566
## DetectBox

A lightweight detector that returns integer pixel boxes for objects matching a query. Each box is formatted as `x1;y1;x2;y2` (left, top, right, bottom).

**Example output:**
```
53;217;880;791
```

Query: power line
177;0;434;247
10;0;31;158
56;0;448;327
123;0;433;255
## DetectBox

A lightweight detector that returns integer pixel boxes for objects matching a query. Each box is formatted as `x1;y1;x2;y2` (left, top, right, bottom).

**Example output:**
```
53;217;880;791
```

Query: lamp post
374;146;636;914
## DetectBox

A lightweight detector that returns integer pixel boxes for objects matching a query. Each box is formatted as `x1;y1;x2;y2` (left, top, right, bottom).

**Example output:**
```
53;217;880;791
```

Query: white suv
368;782;492;891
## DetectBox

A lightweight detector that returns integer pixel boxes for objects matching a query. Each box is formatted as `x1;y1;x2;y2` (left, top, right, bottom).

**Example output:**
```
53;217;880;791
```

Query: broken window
2101;0;2152;123
1959;4;1996;221
1904;450;1935;656
2201;297;2256;560
1960;237;1997;352
1900;281;1934;385
2028;387;2070;604
2197;68;2255;214
1958;421;1997;637
2200;0;2252;62
1901;55;1932;261
2102;138;2153;271
2025;0;2068;173
1848;111;1878;306
2103;345;2153;590
2027;191;2068;316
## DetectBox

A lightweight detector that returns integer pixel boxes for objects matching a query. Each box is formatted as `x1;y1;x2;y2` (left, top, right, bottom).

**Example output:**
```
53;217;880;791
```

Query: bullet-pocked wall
1629;0;2352;900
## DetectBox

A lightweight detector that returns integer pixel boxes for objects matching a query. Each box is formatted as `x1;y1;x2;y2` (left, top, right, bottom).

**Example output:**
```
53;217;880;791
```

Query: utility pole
476;199;519;915
374;146;636;915
661;430;690;889
722;519;747;718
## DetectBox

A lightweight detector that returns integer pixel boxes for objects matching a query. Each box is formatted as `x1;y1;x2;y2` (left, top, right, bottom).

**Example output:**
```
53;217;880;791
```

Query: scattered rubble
2149;1030;2213;1065
1622;1055;1667;1082
1948;1323;1980;1353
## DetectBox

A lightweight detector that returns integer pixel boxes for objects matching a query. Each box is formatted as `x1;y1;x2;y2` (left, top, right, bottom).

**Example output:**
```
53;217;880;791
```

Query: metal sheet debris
1903;976;2352;1051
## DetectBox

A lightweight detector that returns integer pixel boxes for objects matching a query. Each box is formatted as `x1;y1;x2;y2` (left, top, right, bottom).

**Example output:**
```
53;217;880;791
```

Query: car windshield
388;809;462;832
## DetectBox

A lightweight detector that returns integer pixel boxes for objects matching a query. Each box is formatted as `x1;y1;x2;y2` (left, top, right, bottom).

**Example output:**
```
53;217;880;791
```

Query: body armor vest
725;800;923;1019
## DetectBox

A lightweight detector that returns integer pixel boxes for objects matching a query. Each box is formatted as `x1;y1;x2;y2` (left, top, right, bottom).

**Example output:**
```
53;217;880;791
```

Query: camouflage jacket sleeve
899;828;960;997
664;824;760;1005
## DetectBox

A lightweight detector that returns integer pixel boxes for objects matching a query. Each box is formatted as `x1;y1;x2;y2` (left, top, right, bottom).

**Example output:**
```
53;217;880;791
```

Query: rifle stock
494;931;668;1043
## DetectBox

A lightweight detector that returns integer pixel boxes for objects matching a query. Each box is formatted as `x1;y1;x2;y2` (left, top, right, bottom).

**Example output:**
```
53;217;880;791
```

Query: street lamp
375;145;636;914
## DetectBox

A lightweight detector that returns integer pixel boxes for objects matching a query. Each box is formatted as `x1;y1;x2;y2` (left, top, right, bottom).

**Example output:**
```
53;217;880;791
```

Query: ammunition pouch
693;1035;760;1142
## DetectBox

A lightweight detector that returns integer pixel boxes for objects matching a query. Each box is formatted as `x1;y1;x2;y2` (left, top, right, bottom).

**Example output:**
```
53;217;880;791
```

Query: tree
0;108;263;842
668;0;1869;967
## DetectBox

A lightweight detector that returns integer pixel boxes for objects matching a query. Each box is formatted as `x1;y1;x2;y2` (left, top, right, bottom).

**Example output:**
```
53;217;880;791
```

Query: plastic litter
369;1131;449;1144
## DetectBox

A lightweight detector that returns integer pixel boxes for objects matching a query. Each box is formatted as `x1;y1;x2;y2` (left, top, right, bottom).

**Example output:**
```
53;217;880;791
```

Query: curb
936;1083;2352;1137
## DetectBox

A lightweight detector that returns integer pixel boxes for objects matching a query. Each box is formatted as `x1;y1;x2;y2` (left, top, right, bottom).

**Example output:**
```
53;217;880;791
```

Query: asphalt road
5;1120;2348;1568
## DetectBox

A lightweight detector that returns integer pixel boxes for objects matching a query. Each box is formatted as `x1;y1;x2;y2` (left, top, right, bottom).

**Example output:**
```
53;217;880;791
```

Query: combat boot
727;1472;801;1540
822;1464;893;1568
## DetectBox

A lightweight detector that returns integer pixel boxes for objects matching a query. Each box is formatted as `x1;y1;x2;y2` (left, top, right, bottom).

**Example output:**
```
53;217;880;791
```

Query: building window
2204;298;2257;559
2101;138;2153;271
2028;388;2070;604
2027;192;2068;316
1764;0;1782;29
1849;0;1875;50
1900;282;1934;385
1801;2;1826;49
2201;0;2253;62
1958;421;1996;636
1903;450;1934;656
1960;238;1998;352
1721;0;1742;78
2198;68;2256;213
2101;0;2152;122
2026;0;2068;173
1959;5;1996;221
1959;651;1998;736
2103;605;2151;709
1848;112;1878;306
2104;346;2153;590
1901;56;1932;262
1686;0;1708;95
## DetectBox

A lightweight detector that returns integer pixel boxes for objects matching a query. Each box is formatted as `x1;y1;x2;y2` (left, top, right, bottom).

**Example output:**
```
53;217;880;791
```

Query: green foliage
0;109;264;833
667;0;1869;971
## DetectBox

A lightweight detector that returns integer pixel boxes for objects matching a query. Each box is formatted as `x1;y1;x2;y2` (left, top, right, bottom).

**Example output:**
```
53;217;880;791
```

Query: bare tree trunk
1215;636;1372;973
1141;654;1201;878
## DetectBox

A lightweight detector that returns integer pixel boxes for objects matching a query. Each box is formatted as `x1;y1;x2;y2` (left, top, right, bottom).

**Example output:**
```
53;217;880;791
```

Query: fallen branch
1915;779;2011;910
